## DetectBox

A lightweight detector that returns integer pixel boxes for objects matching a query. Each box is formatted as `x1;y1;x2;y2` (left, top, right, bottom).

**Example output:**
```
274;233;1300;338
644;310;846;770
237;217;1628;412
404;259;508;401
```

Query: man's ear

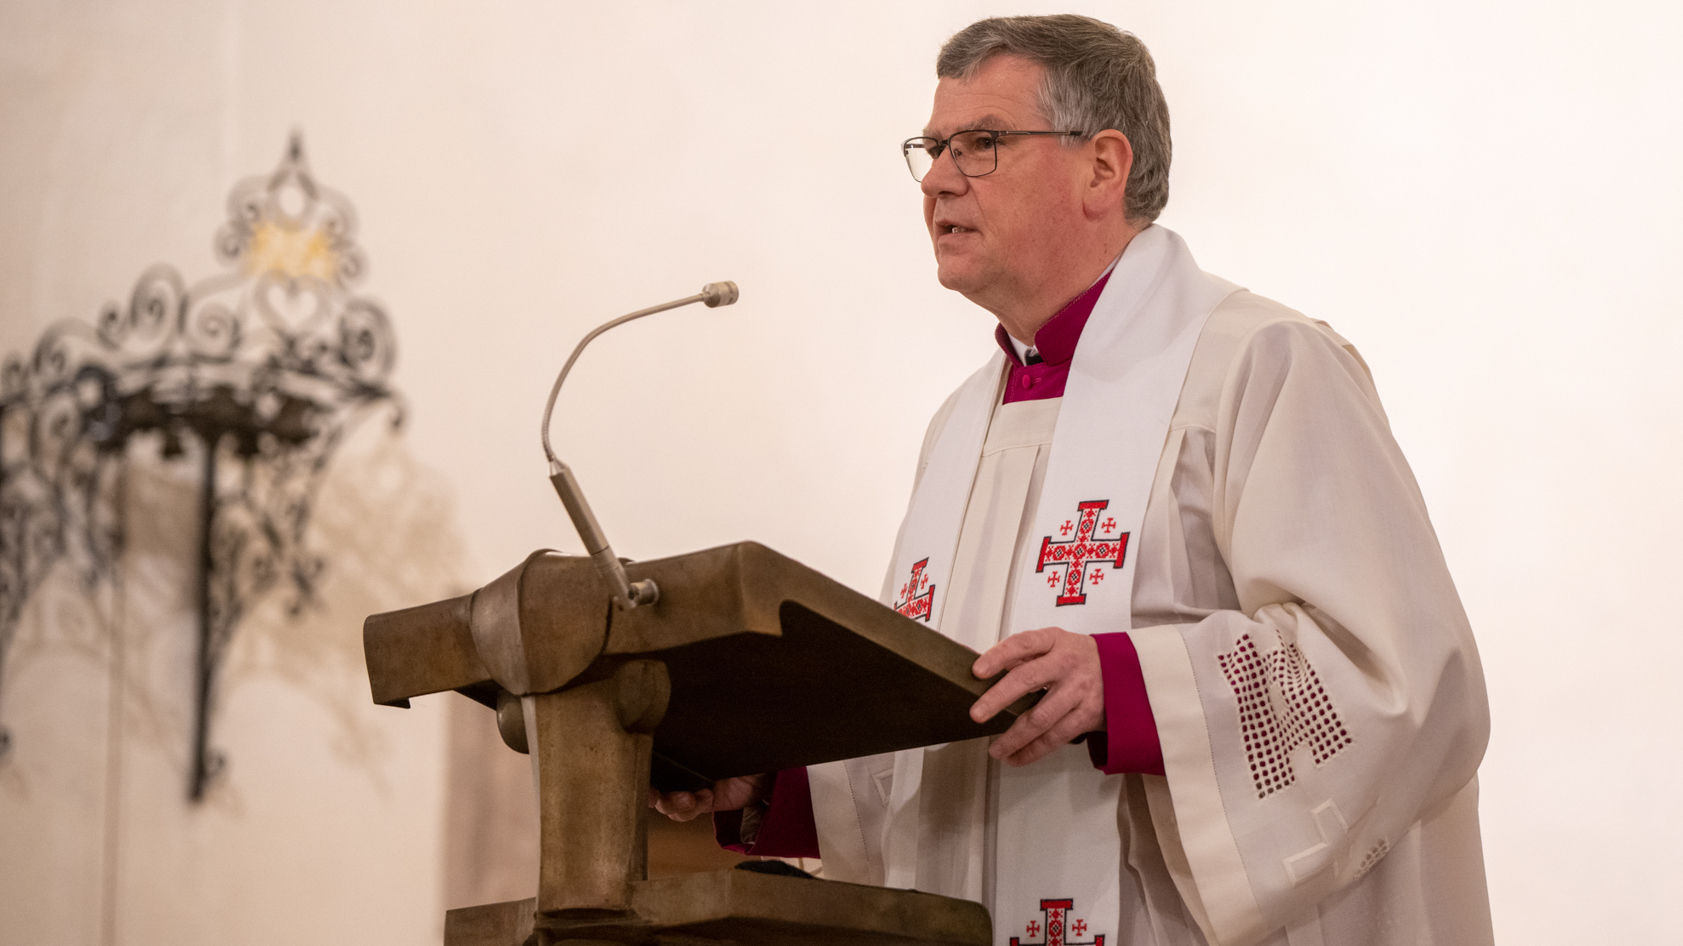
1084;130;1134;218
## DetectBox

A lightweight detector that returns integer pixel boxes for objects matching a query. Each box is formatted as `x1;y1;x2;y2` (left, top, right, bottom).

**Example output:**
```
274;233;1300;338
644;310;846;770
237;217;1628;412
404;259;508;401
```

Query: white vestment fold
809;225;1492;946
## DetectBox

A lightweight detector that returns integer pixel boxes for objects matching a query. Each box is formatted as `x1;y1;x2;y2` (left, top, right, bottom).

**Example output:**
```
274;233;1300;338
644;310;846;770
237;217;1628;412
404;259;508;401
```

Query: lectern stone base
444;869;992;946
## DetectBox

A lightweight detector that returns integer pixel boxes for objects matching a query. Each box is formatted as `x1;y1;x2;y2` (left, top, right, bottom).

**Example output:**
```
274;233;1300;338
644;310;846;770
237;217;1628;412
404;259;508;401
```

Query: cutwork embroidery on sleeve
1218;632;1353;798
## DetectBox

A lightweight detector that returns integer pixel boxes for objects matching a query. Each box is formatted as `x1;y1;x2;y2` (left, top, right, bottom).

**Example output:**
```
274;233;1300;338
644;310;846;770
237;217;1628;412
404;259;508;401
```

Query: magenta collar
992;269;1114;403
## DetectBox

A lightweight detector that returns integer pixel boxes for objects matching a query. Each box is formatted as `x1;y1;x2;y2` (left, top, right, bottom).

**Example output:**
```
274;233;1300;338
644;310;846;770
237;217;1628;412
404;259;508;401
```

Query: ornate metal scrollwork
0;133;403;798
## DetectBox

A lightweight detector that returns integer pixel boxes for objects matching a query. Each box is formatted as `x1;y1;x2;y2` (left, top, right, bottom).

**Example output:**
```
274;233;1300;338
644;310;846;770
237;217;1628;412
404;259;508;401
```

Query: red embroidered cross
892;557;934;622
1008;898;1105;946
1035;500;1128;606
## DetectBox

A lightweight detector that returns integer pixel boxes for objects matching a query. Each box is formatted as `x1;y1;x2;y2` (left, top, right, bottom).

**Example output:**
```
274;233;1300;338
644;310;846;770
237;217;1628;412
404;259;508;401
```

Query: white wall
2;1;1679;943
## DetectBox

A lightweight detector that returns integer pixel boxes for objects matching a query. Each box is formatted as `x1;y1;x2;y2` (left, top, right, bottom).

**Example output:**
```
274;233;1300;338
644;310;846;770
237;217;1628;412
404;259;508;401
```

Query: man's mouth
942;225;975;234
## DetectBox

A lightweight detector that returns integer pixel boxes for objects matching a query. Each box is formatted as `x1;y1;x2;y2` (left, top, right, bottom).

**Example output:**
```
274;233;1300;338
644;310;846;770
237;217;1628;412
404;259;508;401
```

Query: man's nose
920;149;969;198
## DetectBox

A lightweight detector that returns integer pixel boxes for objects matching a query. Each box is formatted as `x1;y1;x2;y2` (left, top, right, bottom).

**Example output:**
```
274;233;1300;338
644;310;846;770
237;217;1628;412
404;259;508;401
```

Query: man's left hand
970;626;1105;766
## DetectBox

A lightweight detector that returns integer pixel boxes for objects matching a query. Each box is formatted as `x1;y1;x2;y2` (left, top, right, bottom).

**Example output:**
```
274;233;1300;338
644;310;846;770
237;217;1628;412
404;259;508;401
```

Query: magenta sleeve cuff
713;767;821;859
1087;632;1167;776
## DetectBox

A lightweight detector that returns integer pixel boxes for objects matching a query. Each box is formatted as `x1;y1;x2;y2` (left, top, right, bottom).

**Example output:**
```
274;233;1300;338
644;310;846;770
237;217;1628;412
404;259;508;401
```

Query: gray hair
936;14;1171;223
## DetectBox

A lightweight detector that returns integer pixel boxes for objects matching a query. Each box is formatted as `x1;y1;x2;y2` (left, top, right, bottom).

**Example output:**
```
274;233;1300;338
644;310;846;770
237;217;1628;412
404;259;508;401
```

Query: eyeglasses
901;129;1085;182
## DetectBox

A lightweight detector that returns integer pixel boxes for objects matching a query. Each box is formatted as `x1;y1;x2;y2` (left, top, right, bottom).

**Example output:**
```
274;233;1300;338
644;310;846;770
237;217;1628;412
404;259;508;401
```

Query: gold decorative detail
246;220;337;282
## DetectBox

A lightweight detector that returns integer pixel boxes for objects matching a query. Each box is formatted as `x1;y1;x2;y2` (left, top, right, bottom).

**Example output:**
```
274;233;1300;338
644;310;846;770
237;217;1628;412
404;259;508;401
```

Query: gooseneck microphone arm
540;281;740;609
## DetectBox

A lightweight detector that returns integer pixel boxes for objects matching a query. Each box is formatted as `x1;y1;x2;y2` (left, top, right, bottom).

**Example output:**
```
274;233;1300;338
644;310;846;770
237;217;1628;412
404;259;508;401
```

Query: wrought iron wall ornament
0;133;403;799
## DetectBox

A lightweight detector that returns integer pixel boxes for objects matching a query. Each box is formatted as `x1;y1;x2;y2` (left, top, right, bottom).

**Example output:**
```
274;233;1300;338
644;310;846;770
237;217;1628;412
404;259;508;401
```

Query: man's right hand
648;774;768;822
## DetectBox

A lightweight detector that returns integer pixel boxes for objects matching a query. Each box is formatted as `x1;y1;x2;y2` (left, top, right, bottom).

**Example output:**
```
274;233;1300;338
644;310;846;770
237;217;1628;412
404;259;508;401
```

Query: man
657;14;1491;946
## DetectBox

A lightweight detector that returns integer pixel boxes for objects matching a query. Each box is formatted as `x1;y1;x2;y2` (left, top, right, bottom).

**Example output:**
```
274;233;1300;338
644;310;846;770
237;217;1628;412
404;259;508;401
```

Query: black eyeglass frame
901;129;1086;182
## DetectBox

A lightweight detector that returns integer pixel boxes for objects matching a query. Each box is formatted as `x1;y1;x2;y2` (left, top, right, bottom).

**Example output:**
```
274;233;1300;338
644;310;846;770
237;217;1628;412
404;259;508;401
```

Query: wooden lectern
365;542;1030;946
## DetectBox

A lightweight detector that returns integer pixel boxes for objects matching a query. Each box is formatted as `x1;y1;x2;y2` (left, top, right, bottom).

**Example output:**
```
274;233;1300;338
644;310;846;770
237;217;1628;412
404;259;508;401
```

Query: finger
1001;731;1061;767
988;717;1045;761
984;635;1102;722
1000;685;1106;766
970;655;1059;723
1003;711;1096;767
652;791;692;819
987;682;1081;758
653;787;686;818
654;788;714;821
972;627;1056;678
990;709;1069;763
998;714;1081;766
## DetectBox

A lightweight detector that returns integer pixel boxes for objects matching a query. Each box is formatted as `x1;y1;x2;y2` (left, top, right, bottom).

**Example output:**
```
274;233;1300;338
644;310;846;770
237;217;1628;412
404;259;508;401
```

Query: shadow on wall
0;422;476;803
0;410;477;943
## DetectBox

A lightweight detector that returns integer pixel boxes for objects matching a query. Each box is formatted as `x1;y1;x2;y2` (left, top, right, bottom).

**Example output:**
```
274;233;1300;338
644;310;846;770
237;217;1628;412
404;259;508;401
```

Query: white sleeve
1131;316;1489;944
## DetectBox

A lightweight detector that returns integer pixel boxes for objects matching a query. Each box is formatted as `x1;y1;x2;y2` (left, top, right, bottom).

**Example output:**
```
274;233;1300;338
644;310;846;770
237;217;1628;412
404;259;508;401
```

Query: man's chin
934;261;981;295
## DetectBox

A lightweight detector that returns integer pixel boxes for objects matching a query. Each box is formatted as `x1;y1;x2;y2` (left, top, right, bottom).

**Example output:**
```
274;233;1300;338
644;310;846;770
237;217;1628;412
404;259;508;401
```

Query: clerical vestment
808;228;1493;946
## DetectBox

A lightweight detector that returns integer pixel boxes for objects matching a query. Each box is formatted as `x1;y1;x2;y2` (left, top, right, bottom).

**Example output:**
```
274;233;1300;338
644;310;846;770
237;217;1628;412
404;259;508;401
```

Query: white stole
869;225;1237;943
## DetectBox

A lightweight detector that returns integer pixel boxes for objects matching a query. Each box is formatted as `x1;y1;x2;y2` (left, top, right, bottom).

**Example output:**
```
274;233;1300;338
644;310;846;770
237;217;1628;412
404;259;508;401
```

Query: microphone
540;281;741;609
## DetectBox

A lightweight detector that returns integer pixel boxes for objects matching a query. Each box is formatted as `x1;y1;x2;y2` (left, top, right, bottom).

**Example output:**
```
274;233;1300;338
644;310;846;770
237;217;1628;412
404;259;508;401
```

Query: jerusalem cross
892;557;934;622
1009;898;1105;946
1035;499;1129;606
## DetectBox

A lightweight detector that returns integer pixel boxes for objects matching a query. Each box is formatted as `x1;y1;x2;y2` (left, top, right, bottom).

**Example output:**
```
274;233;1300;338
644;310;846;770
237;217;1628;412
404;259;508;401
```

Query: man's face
921;54;1090;320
